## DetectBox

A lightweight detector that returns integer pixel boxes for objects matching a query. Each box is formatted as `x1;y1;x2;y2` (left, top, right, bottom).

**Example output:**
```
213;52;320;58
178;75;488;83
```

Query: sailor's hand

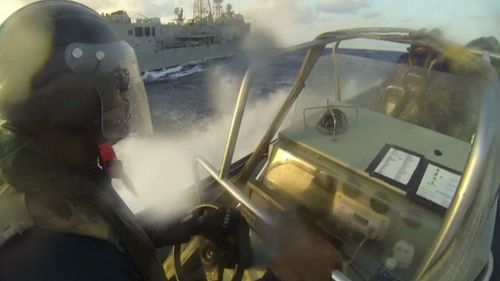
198;207;253;268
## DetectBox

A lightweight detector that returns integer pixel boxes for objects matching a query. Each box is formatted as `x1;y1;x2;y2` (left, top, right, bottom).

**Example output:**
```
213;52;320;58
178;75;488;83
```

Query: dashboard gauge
370;192;391;214
400;210;423;229
343;182;363;198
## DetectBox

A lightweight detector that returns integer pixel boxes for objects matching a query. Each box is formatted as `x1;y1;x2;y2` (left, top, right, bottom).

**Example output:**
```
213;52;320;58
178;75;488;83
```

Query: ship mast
193;0;213;22
213;0;223;22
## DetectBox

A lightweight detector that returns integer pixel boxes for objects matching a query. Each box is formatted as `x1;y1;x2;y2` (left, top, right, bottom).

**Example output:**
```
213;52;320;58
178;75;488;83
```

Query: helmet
0;0;153;141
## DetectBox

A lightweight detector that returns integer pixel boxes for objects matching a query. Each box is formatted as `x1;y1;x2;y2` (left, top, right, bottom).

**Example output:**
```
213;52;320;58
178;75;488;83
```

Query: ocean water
144;55;300;134
116;49;407;214
143;48;404;134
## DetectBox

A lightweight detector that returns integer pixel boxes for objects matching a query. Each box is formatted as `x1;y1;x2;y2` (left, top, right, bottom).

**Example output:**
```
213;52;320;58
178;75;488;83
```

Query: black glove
197;207;253;269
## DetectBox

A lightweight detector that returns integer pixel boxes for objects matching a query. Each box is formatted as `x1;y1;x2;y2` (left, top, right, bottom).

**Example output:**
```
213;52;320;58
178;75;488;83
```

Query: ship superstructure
103;0;250;72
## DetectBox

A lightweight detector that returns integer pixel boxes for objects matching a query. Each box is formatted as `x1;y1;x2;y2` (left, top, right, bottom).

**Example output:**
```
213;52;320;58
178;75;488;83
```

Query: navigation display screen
373;147;421;185
416;163;461;208
367;144;462;214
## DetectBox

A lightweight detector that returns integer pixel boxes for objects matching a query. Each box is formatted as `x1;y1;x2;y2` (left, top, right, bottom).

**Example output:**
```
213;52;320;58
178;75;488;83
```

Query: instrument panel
243;101;472;280
247;143;445;280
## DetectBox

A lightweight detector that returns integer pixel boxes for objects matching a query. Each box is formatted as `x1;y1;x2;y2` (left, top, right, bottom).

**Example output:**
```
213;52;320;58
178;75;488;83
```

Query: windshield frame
195;27;500;279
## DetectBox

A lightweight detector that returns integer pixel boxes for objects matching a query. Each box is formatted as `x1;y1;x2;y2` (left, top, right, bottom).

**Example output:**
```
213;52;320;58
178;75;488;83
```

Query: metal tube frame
219;64;258;178
219;39;328;178
415;78;499;279
332;41;342;102
198;156;275;226
192;27;500;280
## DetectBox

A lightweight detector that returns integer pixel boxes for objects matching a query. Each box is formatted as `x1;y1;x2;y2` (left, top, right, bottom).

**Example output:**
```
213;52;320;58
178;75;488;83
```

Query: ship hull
135;42;237;73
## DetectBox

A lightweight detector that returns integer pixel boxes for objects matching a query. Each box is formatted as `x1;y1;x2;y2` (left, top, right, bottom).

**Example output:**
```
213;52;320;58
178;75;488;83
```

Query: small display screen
367;144;462;214
373;147;421;185
366;144;425;191
416;163;461;208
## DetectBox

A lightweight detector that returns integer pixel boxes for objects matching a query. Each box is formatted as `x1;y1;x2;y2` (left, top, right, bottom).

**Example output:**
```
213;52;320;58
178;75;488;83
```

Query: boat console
248;110;466;279
171;29;500;281
240;46;497;280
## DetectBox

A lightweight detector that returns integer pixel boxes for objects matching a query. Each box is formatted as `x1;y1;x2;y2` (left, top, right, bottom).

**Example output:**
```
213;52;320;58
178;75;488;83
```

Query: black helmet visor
64;41;153;140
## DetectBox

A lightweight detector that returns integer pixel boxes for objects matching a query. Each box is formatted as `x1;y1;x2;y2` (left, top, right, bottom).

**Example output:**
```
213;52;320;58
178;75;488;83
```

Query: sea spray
114;65;291;222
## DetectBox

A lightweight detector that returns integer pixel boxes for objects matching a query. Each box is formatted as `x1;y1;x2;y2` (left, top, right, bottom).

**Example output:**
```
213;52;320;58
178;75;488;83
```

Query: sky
0;0;499;47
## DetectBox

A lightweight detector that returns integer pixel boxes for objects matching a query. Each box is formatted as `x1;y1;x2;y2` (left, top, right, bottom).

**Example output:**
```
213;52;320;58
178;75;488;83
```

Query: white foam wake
142;64;205;83
142;65;183;82
168;64;204;80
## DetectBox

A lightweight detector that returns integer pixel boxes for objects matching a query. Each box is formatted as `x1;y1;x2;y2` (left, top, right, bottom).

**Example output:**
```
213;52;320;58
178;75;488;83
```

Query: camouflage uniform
0;126;166;281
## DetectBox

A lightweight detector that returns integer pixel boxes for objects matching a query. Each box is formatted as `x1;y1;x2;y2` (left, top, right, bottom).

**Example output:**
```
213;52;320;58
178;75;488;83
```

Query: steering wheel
172;205;245;281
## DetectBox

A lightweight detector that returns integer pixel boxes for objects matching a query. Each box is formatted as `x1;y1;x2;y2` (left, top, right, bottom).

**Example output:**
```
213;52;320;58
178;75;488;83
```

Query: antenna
213;0;223;21
207;0;213;21
174;7;184;23
193;0;212;22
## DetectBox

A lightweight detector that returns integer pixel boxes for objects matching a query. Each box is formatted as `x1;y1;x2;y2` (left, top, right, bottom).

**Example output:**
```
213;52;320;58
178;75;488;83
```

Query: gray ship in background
103;0;250;73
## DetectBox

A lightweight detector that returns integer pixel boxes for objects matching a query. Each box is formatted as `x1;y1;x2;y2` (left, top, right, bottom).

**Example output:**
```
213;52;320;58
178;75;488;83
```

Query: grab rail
193;28;500;280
